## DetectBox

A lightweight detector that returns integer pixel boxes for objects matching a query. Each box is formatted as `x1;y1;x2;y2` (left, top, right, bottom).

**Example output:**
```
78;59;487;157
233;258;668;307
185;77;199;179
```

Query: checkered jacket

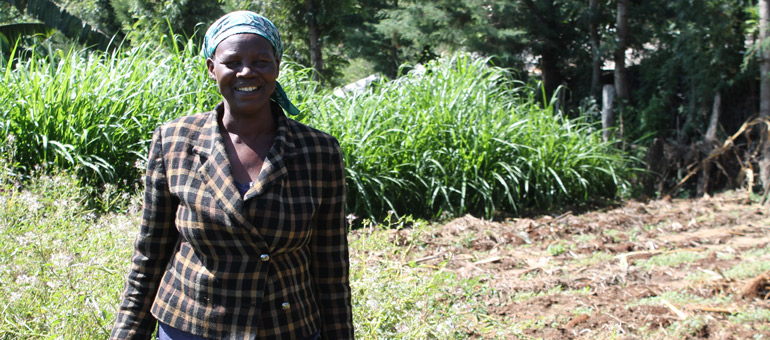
111;103;354;339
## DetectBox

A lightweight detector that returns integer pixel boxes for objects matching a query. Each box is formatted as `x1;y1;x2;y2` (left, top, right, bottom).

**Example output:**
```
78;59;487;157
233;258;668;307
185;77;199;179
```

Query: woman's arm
111;127;180;340
311;138;355;339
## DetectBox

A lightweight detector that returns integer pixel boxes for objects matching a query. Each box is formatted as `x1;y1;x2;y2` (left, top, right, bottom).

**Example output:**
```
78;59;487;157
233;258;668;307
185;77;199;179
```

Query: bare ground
359;190;770;339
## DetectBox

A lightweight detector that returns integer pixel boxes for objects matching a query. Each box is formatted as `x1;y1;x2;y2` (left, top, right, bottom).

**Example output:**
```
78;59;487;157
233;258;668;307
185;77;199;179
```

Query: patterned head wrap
202;11;299;115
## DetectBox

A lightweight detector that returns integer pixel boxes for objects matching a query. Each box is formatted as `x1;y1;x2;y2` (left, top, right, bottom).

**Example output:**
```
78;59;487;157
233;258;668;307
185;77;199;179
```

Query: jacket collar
193;102;297;223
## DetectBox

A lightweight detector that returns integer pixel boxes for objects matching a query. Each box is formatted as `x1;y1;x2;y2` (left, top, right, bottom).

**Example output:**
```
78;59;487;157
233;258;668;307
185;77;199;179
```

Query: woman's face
206;34;280;118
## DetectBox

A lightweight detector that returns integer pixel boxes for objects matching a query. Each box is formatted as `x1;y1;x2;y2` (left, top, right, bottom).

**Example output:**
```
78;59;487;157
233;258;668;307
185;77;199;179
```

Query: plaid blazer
111;103;354;340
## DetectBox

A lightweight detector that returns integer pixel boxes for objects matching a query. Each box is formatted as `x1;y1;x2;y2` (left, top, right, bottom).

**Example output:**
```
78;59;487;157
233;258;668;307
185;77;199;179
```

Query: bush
306;55;629;220
2;40;629;220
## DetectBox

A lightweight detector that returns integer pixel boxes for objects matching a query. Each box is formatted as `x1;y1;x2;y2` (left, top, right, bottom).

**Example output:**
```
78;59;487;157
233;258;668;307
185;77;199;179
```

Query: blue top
234;180;253;197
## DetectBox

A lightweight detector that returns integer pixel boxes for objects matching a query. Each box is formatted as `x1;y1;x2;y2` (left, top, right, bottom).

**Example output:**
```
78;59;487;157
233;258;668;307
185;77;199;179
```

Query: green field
1;39;633;339
1;40;629;221
0;170;517;339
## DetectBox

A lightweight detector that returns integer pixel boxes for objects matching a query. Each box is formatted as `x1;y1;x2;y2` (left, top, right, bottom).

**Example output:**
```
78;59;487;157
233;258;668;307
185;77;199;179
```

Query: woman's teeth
236;86;259;92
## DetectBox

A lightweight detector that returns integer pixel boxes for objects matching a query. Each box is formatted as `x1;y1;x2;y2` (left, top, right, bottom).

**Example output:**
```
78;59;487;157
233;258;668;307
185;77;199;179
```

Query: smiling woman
208;34;281;183
109;11;354;340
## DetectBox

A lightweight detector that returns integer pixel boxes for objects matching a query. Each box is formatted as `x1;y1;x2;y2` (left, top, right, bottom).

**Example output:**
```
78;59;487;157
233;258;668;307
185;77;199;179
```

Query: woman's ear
206;58;216;80
275;57;281;76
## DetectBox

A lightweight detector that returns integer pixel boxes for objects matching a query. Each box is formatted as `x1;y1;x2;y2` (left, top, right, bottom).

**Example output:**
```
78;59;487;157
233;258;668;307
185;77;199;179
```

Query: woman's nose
237;65;256;77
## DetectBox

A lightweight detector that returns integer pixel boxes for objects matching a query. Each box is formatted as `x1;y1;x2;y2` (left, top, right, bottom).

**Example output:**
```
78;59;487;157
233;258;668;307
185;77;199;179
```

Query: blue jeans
158;322;321;340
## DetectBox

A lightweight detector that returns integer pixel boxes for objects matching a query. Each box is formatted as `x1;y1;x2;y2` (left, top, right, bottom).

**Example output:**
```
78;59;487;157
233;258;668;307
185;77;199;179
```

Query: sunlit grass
3;38;630;221
1;40;217;188
635;250;709;271
0;171;138;339
0;170;521;339
628;291;732;308
308;54;629;220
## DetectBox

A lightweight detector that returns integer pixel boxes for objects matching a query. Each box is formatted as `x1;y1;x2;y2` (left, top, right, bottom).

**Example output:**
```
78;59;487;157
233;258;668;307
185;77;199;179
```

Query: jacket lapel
244;108;297;200
193;111;258;231
191;105;298;240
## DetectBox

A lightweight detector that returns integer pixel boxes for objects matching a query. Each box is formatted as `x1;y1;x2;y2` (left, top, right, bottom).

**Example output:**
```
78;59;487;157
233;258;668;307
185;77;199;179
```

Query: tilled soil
375;190;770;339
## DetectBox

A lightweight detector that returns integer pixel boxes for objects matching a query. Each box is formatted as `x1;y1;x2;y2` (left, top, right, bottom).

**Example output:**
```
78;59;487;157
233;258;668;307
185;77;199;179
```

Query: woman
110;11;354;340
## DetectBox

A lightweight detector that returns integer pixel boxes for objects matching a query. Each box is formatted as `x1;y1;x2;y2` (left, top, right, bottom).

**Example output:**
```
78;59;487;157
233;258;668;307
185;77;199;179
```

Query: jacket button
260;254;270;262
281;302;291;310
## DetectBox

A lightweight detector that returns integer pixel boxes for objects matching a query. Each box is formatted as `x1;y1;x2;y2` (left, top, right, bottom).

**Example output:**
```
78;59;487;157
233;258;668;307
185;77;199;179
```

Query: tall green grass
1;38;218;186
308;55;627;220
2;39;628;220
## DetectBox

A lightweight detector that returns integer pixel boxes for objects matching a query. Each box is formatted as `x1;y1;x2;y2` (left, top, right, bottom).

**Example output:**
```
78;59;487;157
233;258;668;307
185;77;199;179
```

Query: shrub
2;41;629;220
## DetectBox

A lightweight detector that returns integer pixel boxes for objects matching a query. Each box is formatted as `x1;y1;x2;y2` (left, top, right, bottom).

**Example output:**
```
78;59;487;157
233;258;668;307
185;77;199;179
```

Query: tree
761;0;770;119
589;0;602;100
238;0;354;84
342;0;401;78
614;0;629;102
3;0;114;50
356;0;531;79
508;0;599;105
370;1;479;76
305;0;323;81
626;0;751;143
760;0;770;200
106;0;222;46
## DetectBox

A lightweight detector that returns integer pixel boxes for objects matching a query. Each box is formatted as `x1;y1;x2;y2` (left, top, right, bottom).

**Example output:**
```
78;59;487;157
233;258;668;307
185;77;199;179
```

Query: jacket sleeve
111;127;180;339
311;138;355;339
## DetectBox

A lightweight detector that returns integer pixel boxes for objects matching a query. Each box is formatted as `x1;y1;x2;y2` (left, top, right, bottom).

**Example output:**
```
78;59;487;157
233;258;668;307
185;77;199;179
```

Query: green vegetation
317;54;627;220
635;251;708;271
724;246;770;279
1;39;629;221
0;171;137;339
629;291;732;308
546;241;568;256
350;221;516;339
1;40;216;186
0;170;521;339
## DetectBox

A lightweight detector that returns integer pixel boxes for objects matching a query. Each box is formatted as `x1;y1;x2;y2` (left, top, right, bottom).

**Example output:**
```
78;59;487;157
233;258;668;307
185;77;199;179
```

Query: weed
629;291;731;308
572;233;596;243
728;307;770;325
547;241;569;256
724;257;770;279
636;250;708;271
603;229;625;242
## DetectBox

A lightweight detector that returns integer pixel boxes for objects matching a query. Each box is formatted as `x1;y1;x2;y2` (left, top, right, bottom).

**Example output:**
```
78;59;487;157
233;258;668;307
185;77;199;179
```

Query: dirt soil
376;190;770;339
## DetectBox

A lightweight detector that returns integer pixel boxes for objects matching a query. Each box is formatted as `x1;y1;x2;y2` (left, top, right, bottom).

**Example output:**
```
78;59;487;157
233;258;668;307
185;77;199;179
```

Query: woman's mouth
235;86;260;93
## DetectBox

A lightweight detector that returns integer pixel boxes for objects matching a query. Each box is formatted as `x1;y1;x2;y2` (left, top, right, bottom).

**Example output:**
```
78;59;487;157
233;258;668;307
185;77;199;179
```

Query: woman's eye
225;61;239;67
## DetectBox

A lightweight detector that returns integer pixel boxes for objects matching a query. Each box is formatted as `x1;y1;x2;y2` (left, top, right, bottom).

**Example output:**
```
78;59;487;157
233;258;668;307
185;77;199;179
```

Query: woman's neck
220;106;277;138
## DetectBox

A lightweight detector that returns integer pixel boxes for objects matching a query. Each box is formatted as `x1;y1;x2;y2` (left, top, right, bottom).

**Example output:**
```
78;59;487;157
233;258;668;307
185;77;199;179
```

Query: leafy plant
4;38;630;220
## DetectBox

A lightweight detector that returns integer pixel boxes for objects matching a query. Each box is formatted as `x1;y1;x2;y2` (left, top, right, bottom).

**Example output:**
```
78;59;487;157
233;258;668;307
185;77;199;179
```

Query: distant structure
333;74;382;97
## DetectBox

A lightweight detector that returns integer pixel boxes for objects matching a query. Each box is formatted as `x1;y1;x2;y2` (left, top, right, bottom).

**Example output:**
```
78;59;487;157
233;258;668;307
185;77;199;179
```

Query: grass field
0;38;685;340
2;41;629;222
2;157;769;339
0;168;516;339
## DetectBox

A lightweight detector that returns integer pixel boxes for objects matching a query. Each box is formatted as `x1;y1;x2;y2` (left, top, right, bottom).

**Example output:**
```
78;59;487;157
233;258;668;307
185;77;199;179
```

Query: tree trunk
540;47;561;105
305;0;323;83
589;0;602;101
602;84;615;142
698;92;721;197
761;0;770;118
614;0;630;102
760;0;770;202
705;92;721;142
389;32;400;78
